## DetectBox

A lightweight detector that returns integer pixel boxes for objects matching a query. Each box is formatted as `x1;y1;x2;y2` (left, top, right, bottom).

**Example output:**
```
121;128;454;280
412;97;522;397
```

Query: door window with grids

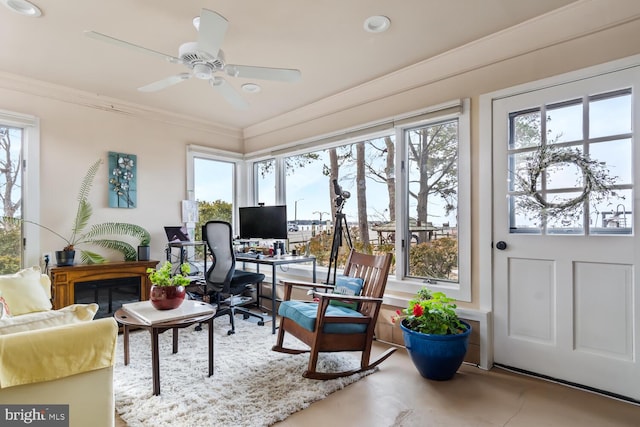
507;89;632;235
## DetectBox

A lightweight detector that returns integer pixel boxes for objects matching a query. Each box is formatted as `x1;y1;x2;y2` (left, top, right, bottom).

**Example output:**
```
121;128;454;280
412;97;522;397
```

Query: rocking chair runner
272;250;396;379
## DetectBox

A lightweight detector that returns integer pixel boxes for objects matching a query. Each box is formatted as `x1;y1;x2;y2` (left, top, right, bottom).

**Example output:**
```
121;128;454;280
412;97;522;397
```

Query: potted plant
137;231;151;261
393;287;471;380
146;261;191;310
4;159;149;266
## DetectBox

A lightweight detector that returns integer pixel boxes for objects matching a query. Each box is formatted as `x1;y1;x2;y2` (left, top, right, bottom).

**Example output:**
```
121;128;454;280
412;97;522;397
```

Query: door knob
496;241;507;250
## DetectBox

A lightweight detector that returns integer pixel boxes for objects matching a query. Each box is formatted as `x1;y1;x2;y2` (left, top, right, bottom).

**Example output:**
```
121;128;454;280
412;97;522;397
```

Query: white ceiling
1;0;578;129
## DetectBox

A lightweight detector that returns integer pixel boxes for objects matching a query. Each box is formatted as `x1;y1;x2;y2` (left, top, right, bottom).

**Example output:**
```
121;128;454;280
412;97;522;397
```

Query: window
254;158;276;206
248;99;471;300
187;147;240;266
284;137;394;272
507;89;632;235
405;119;460;282
0;110;40;270
192;156;235;238
0;126;23;273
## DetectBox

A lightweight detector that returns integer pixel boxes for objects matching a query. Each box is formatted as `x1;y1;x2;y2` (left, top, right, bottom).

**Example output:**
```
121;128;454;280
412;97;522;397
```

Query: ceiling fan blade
210;78;248;110
84;31;183;64
197;9;228;59
138;73;191;92
225;65;301;82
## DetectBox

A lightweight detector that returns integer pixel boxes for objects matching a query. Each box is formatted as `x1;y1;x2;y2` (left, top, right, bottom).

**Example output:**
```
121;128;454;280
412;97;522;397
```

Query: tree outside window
0;126;22;274
406;120;459;281
275;121;461;283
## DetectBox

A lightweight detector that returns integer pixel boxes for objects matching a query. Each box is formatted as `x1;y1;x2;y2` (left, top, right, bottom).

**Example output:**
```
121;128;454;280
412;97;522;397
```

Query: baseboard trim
494;363;640;406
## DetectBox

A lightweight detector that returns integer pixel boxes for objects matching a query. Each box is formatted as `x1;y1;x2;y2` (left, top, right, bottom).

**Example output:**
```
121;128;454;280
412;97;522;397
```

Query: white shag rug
114;316;375;427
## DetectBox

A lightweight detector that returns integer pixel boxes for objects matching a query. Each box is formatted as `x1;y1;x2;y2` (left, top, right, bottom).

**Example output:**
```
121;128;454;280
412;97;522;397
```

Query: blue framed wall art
108;152;137;208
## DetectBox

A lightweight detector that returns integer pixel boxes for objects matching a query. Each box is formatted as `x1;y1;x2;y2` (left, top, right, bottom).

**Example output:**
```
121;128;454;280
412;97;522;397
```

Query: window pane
509;151;539;192
510;111;541;150
545;190;585;234
509;195;542;233
284;136;395;275
406;120;459;281
255;159;276;206
590;92;632;138
590;188;632;235
547;101;582;143
284;152;331;256
0;126;23;274
193;158;234;244
544;148;585;190
589;139;632;185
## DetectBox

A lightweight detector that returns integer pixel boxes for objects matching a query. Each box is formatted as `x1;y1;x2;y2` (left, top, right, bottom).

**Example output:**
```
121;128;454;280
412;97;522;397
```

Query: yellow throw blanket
0;317;117;388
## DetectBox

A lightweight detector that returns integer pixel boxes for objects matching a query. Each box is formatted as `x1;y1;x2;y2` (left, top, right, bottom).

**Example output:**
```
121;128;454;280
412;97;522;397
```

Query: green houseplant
5;158;149;265
393;287;471;380
137;230;151;261
147;261;191;310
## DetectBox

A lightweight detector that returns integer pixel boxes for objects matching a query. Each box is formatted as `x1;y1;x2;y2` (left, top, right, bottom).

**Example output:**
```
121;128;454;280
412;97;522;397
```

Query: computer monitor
238;205;288;240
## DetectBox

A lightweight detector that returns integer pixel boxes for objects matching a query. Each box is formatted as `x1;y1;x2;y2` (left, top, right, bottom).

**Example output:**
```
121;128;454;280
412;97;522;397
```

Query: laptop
164;226;191;243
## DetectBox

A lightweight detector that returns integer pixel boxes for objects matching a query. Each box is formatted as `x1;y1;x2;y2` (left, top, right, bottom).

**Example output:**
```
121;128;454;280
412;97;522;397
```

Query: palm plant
5;158;150;264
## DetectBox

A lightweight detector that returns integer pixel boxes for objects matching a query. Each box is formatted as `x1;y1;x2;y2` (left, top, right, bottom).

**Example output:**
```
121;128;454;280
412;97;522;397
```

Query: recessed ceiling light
242;83;261;93
363;15;390;33
1;0;41;17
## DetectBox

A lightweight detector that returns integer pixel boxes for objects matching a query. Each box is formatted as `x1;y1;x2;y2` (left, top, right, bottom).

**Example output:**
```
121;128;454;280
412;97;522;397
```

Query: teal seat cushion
278;300;367;334
329;275;364;309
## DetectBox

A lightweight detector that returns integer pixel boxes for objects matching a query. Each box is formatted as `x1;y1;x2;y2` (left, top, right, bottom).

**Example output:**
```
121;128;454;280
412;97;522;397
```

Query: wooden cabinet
50;261;159;310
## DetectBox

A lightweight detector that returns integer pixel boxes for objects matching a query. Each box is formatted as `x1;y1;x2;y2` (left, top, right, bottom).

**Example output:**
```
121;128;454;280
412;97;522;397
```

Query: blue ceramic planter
400;320;471;381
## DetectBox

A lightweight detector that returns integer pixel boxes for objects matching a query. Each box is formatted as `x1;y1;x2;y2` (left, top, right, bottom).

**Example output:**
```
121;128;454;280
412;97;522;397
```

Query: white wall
0;83;243;264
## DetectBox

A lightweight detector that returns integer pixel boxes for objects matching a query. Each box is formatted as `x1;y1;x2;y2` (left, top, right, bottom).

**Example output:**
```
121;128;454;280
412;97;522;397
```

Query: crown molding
0;71;242;140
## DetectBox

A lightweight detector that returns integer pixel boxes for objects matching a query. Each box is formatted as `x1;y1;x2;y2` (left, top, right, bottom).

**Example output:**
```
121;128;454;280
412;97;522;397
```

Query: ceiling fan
84;8;301;109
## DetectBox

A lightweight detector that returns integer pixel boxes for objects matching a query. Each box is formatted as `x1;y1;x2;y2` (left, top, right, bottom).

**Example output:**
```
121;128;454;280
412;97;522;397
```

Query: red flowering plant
392;287;467;335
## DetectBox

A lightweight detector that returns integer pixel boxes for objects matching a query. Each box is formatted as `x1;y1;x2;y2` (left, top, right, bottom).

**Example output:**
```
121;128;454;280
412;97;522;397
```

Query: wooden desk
50;260;159;309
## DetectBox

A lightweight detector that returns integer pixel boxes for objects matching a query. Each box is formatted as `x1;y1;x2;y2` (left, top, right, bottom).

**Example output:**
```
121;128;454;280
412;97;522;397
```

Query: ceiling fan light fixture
364;15;390;33
242;83;261;93
193;63;211;79
2;0;41;17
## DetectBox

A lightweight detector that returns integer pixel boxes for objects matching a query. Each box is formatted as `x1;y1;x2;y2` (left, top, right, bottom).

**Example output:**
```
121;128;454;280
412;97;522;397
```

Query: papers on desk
122;300;214;325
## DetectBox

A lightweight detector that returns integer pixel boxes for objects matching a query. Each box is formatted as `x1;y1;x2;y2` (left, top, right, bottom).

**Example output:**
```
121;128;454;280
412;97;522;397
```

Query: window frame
0;109;40;268
187;144;245;231
393;99;471;301
243;99;471;301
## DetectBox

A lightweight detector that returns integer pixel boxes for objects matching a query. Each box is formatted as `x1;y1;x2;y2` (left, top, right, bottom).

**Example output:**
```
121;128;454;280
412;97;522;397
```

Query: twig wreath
514;144;619;221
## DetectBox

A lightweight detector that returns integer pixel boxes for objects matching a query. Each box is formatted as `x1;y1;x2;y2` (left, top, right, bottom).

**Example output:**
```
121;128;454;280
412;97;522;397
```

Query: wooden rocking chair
272;250;396;379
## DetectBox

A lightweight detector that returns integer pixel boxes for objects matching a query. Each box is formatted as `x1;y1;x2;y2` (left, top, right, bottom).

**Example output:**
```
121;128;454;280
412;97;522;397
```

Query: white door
492;67;640;401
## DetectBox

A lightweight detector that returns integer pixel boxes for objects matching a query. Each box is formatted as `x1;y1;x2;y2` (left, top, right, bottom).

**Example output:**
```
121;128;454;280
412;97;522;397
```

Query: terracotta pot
149;285;186;310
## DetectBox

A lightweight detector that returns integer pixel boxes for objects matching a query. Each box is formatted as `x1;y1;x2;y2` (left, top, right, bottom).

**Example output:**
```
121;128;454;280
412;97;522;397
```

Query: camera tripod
326;194;353;285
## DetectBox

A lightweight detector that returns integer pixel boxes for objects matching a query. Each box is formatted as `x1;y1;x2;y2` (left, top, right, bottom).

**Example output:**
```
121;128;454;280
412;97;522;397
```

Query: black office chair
202;220;265;335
